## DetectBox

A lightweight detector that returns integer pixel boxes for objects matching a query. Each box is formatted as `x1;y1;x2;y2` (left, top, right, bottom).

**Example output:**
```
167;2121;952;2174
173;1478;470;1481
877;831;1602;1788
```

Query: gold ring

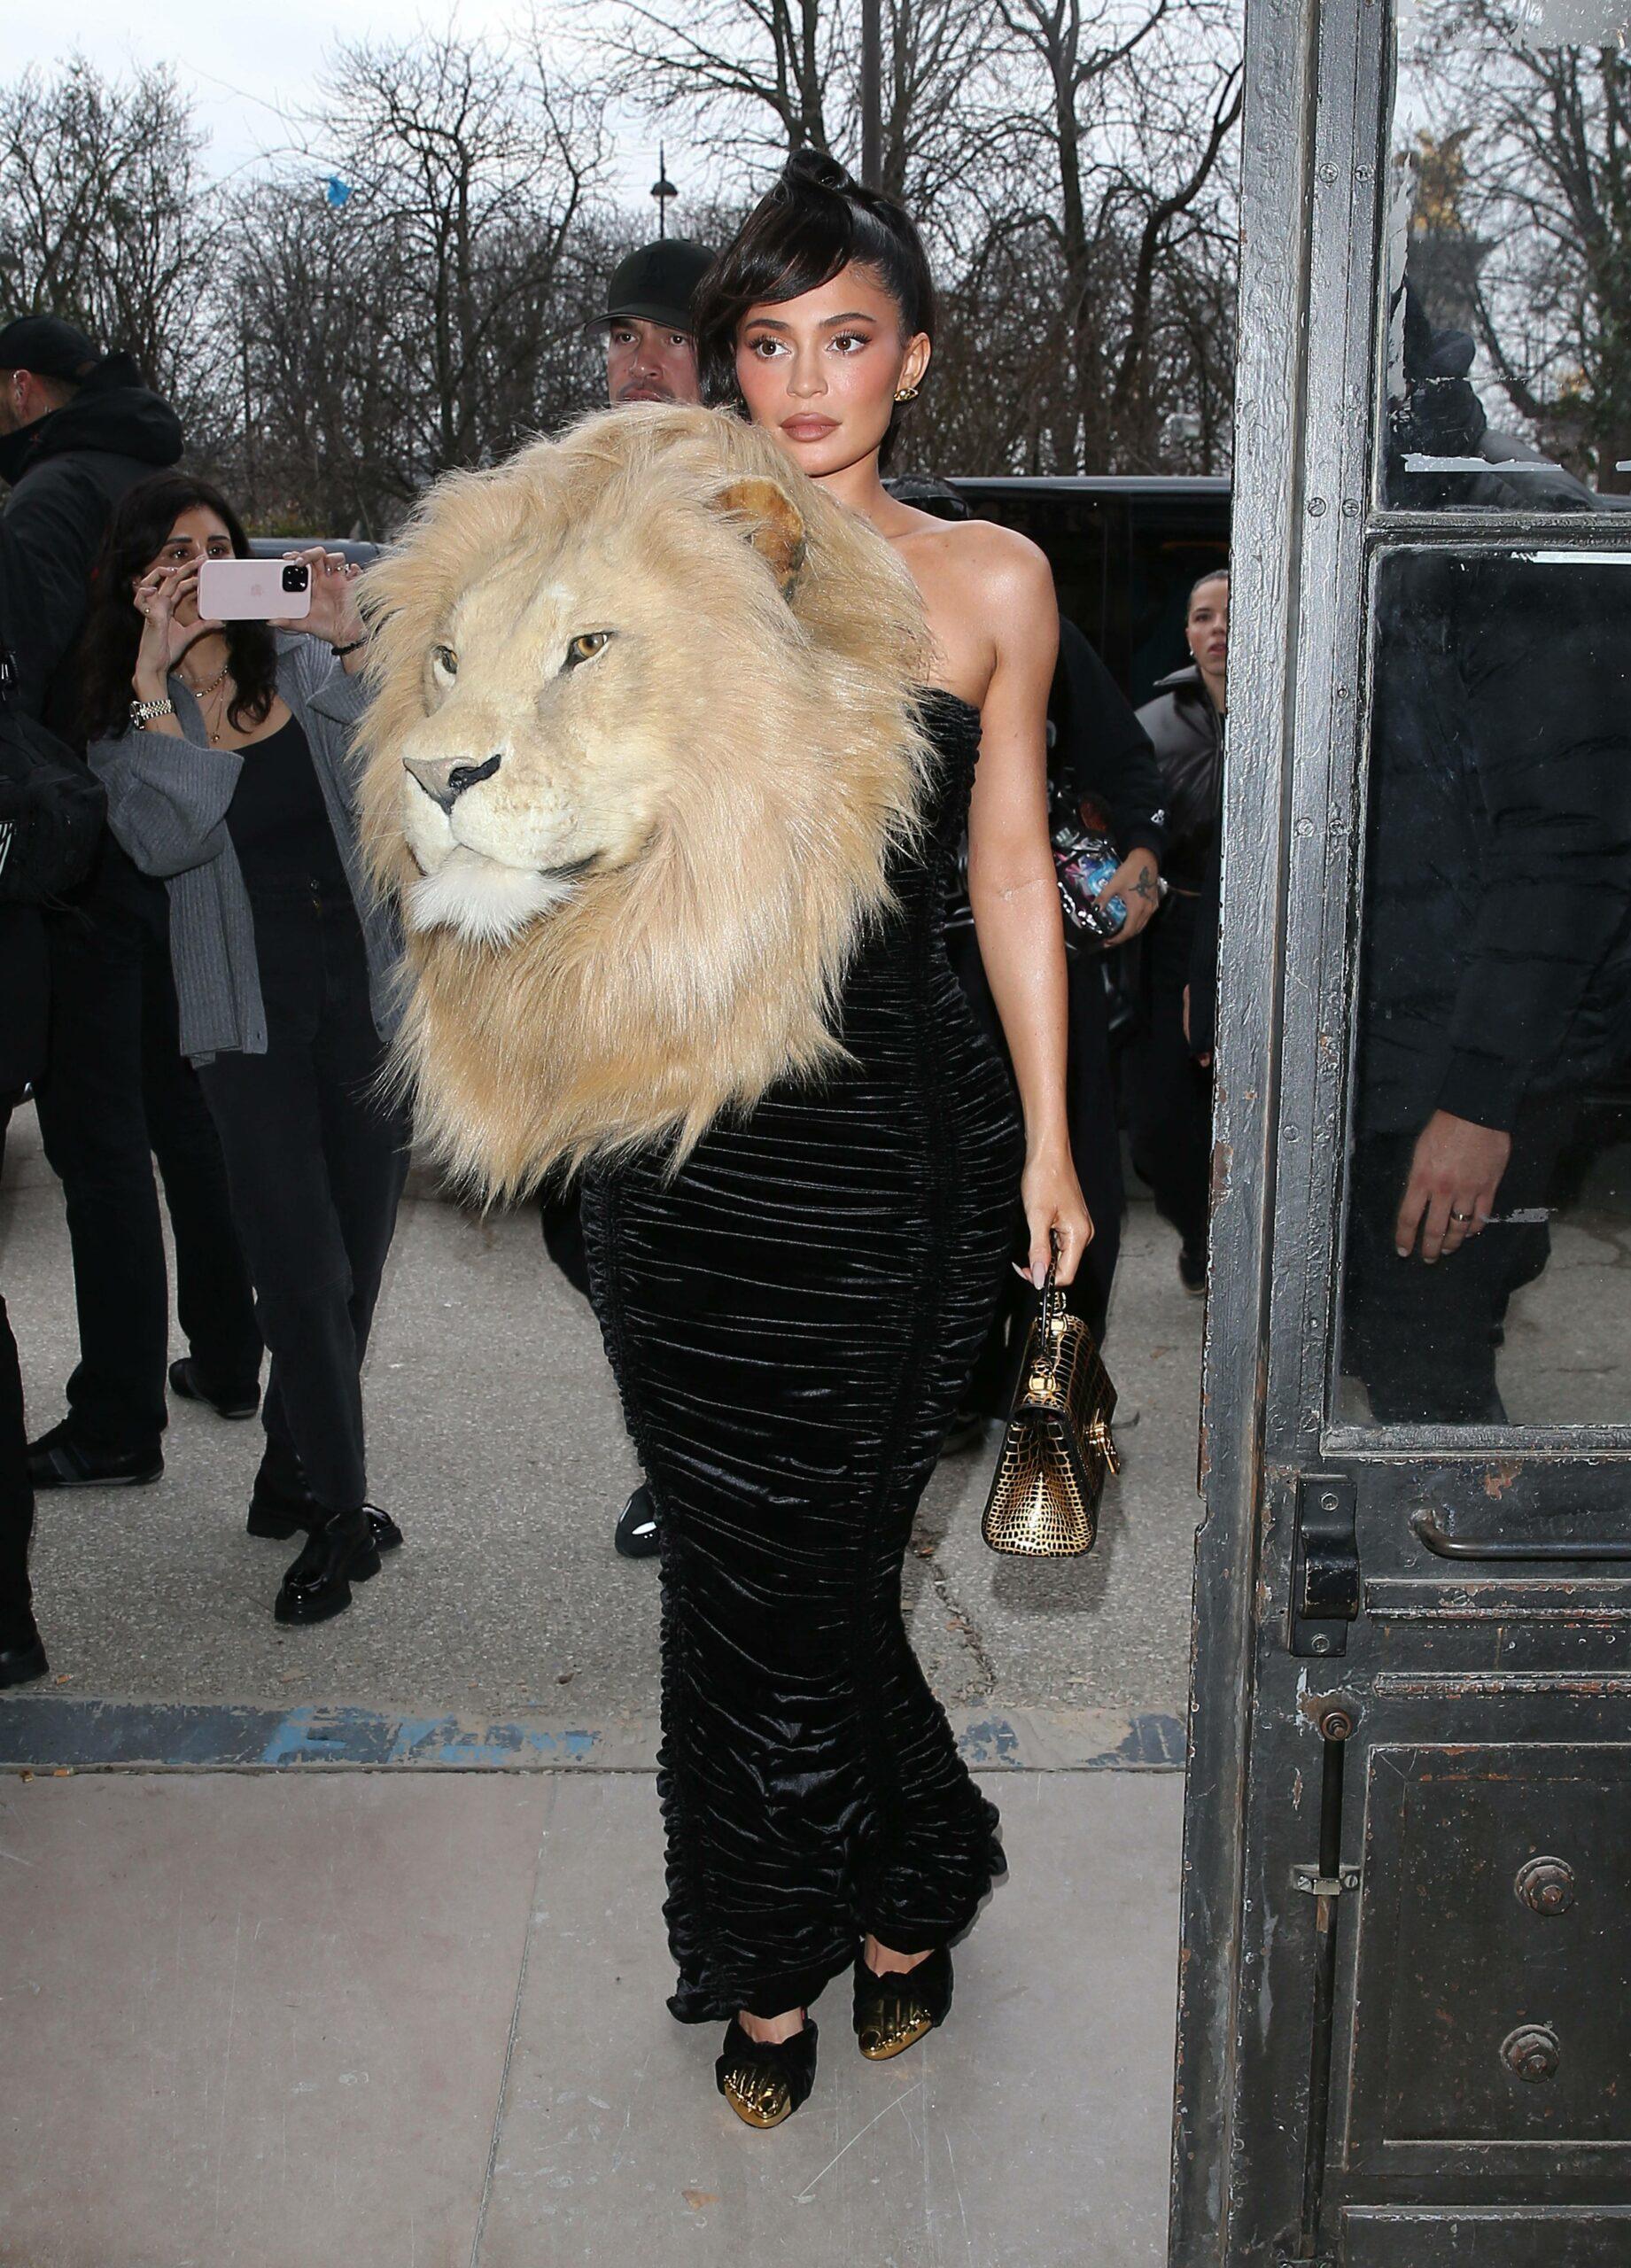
1450;1209;1473;1223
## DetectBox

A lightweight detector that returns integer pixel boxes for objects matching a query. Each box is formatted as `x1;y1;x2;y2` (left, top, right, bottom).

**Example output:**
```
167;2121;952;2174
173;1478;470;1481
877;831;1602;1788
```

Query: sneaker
26;1420;162;1490
614;1484;659;1559
1178;1245;1208;1298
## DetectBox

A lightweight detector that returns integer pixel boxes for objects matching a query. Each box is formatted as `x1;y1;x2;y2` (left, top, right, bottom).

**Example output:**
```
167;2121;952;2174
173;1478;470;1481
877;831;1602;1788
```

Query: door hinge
1290;1471;1360;1658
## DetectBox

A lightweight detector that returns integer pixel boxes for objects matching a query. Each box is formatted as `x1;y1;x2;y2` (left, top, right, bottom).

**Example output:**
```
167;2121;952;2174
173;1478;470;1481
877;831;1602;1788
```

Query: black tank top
224;716;350;897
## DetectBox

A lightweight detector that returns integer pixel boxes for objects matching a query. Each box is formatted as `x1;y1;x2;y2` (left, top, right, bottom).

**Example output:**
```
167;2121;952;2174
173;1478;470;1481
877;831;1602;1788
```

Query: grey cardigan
89;638;401;1063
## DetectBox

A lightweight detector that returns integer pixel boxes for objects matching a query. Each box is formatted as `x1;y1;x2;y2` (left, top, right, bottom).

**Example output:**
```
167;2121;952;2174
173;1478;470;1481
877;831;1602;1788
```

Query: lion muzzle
405;750;504;815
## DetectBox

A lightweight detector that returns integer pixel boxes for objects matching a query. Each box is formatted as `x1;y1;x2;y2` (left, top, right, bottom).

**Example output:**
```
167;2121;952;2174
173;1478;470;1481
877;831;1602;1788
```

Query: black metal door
1171;0;1631;2260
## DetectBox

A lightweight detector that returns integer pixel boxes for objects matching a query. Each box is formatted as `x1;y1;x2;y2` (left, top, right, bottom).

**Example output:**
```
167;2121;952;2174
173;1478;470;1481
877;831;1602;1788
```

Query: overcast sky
15;6;666;201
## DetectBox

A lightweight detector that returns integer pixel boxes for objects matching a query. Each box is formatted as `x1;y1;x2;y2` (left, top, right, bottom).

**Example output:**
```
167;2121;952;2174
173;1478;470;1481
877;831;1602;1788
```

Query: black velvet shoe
26;1421;162;1490
716;2016;818;2130
614;1483;658;1559
169;1357;260;1420
273;1508;381;1626
853;1946;953;2061
0;1616;49;1690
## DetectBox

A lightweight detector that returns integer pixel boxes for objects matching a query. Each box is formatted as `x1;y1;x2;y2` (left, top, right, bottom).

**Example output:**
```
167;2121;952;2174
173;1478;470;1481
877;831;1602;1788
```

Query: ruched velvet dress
581;690;1023;2022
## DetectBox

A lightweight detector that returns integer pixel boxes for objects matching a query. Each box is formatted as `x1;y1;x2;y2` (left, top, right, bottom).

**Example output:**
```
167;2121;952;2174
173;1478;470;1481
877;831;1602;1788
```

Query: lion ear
710;477;807;602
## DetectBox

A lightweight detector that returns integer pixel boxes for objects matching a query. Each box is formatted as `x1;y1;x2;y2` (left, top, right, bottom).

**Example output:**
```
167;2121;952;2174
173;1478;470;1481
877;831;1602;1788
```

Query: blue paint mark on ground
0;1697;1181;1773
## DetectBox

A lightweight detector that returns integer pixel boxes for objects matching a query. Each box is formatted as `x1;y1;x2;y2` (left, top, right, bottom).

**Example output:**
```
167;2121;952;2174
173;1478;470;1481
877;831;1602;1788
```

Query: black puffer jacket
1135;664;1222;893
1358;549;1631;1137
0;352;183;742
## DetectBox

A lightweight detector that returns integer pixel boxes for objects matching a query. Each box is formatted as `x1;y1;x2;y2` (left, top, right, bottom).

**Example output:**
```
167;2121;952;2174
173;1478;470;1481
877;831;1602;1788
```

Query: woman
1131;568;1228;1291
82;475;407;1627
582;151;1091;2126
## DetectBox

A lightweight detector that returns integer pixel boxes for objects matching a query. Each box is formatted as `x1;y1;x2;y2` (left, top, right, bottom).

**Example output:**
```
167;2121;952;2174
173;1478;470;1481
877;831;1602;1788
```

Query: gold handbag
981;1255;1120;1556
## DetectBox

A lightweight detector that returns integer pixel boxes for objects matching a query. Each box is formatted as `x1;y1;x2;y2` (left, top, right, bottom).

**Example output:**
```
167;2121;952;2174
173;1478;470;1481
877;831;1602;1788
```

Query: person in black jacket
1345;548;1631;1422
0;891;50;1687
0;315;260;1490
1131;570;1226;1293
947;613;1168;1417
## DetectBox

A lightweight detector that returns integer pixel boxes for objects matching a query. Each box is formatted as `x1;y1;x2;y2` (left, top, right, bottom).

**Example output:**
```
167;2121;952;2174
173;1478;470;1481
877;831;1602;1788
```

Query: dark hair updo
694;149;936;468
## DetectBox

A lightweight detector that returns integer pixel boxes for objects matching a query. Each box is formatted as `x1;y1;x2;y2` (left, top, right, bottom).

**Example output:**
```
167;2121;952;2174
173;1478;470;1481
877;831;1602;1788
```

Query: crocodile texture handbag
981;1253;1120;1557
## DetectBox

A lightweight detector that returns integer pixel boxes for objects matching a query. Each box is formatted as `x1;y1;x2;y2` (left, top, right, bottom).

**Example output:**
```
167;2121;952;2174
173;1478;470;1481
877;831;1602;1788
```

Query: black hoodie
0;350;183;740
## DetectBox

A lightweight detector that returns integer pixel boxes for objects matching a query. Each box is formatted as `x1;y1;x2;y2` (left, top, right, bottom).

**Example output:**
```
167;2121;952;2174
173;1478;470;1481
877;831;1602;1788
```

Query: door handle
1410;1510;1631;1563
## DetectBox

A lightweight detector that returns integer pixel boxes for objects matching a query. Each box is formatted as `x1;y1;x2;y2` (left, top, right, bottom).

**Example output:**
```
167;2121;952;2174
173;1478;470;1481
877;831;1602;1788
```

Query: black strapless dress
581;690;1023;2021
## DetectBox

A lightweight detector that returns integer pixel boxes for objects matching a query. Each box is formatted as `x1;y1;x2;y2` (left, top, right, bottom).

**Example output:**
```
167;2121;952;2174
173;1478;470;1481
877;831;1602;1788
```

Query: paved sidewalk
0;1105;1204;1729
0;1767;1182;2268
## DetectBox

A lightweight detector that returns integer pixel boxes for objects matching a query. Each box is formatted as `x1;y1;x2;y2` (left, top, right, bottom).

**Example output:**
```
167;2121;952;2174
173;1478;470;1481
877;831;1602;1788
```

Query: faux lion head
355;404;933;1200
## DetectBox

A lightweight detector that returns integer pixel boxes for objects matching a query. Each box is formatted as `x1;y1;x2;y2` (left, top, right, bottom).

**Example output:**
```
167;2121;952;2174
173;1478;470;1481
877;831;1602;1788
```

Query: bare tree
310;30;609;479
0;59;212;414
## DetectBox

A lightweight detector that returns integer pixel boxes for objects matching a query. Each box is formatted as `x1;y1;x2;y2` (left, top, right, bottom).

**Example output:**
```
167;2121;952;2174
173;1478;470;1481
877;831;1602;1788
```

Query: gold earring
893;384;920;403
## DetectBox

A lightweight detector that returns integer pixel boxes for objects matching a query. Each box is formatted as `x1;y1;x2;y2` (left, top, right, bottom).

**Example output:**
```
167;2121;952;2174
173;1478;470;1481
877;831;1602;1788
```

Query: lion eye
431;644;458;685
565;630;611;668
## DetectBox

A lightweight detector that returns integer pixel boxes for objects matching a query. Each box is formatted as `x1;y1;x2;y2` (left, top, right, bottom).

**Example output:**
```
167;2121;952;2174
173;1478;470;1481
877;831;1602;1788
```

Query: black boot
716;2016;819;2129
169;1357;260;1421
273;1506;381;1626
0;1612;48;1690
853;1944;953;2061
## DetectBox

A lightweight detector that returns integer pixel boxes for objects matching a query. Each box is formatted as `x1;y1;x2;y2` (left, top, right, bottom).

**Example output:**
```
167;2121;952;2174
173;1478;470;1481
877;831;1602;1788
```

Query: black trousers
0;1115;35;1640
946;922;1125;1415
197;888;408;1516
1127;889;1213;1255
1343;1099;1574;1425
35;852;260;1452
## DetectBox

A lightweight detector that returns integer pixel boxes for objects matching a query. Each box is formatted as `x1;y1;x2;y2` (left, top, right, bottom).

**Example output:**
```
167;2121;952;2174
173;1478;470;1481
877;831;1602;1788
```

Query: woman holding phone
80;473;407;1627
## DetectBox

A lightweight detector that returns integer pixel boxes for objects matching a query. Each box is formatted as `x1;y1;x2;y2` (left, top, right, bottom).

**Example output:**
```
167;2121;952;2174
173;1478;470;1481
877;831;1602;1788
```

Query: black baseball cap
586;240;714;337
0;314;100;380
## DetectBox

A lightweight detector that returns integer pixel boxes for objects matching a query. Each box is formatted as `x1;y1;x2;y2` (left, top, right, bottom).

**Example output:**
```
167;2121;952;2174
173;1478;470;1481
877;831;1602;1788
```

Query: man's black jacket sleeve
1051;617;1168;863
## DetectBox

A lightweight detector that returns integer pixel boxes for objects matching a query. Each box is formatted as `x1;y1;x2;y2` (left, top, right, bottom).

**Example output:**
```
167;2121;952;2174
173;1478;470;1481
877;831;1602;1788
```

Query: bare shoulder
894;513;1052;610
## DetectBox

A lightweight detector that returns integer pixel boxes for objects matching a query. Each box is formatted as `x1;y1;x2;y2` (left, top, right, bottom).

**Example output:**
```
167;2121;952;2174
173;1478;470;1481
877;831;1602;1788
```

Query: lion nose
404;751;503;814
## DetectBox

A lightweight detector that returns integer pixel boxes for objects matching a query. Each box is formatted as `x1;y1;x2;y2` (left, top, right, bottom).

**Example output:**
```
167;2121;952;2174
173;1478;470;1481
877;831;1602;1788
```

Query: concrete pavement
0;1767;1182;2268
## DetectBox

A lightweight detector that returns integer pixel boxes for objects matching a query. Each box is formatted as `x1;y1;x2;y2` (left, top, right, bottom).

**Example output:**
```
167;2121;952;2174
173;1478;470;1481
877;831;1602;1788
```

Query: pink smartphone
197;558;312;621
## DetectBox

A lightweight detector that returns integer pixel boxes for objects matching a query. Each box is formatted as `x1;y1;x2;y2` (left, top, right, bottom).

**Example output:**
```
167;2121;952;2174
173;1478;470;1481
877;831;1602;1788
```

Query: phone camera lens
281;564;307;593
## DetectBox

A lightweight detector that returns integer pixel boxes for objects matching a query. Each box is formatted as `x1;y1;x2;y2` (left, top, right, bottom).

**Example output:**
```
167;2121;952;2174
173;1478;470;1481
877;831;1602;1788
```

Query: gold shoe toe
858;2002;933;2061
723;2067;794;2128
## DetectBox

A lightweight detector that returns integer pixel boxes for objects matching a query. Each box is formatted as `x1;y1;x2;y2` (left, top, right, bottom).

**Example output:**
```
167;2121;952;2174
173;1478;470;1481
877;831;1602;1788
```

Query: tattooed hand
1097;851;1163;944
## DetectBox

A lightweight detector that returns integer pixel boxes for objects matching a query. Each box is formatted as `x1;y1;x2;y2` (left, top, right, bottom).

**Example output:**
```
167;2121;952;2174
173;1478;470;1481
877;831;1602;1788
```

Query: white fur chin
407;850;578;945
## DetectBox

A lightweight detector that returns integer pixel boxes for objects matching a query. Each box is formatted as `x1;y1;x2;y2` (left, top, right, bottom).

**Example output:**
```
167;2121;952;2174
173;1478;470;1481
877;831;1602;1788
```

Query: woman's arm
88;727;242;879
965;535;1093;1288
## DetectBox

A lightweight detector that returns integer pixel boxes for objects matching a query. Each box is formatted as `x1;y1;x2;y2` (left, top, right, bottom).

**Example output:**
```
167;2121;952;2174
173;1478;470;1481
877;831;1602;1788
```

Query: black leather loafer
26;1421;162;1491
273;1509;381;1626
0;1618;49;1690
250;1480;402;1557
169;1357;260;1420
614;1483;659;1559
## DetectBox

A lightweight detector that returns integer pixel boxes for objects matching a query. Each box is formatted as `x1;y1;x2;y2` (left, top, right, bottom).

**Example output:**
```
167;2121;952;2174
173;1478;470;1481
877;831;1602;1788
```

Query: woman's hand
132;563;219;695
1020;1137;1093;1288
276;548;364;651
1097;849;1162;944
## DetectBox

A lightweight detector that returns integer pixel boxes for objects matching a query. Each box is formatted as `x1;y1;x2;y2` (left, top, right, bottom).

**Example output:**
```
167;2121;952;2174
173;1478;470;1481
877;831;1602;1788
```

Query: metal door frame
1171;0;1631;2257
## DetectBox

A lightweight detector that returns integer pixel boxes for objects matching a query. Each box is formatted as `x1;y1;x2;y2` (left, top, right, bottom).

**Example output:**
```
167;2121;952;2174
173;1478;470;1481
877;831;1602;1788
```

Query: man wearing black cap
586;239;713;409
0;316;260;1495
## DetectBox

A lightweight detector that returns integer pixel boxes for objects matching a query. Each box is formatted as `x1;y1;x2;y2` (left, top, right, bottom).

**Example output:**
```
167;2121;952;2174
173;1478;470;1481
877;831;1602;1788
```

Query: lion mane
355;404;935;1202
